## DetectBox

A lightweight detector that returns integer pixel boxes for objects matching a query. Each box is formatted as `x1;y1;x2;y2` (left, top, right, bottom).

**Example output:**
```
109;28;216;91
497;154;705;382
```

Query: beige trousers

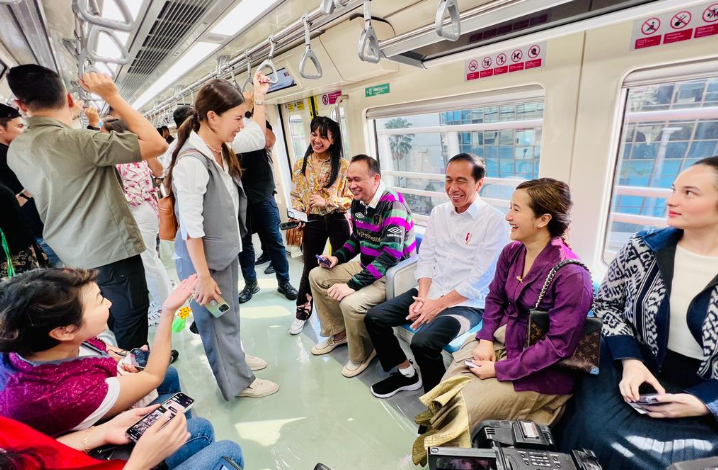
308;260;386;363
412;325;571;466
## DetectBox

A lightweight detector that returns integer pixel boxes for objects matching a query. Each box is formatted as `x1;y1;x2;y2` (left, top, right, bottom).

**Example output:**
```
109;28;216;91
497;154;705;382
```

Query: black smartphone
130;348;150;371
635;393;660;406
125;392;195;442
279;221;299;230
214;456;243;470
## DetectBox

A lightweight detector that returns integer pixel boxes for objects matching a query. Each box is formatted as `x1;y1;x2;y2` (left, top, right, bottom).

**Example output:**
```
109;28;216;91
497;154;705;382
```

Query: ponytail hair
165;79;245;193
300;116;344;188
516;178;573;244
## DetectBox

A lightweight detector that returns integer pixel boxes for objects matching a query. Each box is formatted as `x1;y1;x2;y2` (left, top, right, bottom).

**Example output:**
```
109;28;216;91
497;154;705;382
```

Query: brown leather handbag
526;259;601;375
158;193;178;241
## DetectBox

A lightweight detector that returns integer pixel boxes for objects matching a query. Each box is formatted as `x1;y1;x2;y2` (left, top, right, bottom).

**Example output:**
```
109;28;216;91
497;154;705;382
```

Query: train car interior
1;0;718;469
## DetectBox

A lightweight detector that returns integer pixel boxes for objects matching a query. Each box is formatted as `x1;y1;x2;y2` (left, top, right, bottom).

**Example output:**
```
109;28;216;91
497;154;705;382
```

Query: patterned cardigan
596;227;718;419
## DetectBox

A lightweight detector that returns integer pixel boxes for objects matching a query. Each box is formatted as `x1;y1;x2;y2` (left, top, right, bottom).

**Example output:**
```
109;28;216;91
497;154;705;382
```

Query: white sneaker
245;354;267;371
148;309;161;327
237;378;279;398
311;334;348;355
289;318;307;335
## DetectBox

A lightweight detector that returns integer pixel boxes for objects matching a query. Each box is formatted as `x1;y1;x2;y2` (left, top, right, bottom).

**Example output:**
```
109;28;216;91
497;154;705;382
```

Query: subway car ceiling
1;0;718;270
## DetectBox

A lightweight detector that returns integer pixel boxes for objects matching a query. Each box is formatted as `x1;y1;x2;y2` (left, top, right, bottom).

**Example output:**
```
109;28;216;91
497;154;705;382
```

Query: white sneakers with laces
289;318;307;335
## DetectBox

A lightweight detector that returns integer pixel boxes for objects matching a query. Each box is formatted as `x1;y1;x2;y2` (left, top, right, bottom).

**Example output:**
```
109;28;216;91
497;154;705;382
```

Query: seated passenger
556;157;718;469
365;154;508;397
0;410;244;470
6;65;168;349
0;269;197;437
412;178;593;466
309;154;416;378
0;183;48;279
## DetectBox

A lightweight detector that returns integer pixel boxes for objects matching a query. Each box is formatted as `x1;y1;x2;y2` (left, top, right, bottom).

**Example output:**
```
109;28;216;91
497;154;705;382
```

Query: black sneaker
256;253;271;265
189;321;199;335
277;282;298;300
371;370;422;398
238;281;259;304
264;263;275;275
169;349;179;364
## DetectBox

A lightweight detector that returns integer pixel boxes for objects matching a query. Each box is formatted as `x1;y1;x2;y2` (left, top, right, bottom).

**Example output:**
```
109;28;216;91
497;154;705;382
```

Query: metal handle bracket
320;0;343;15
299;14;323;80
435;0;461;42
357;1;381;64
86;25;131;65
73;0;134;32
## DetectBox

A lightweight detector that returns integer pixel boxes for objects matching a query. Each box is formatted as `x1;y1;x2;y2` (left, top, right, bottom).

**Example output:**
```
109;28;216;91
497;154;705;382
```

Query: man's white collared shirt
414;196;509;309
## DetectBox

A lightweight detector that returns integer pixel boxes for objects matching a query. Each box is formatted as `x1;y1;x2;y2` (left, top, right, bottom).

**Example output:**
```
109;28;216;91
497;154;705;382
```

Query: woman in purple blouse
413;178;593;465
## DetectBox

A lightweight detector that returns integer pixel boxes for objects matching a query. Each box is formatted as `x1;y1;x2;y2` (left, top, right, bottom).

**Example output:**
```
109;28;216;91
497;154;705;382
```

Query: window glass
604;77;718;262
373;98;544;219
288;114;308;162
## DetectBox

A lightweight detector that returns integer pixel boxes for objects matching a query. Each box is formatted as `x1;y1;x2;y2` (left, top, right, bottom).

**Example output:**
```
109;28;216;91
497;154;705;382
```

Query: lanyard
0;228;15;278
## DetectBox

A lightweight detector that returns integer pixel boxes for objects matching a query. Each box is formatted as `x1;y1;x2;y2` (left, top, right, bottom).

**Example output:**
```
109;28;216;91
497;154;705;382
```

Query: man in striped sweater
309;154;416;378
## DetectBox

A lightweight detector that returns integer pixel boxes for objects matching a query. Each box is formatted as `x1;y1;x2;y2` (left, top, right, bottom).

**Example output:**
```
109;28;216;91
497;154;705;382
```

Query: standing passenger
166;74;279;400
309;155;415;378
6;65;167;349
102;118;172;326
288;116;352;335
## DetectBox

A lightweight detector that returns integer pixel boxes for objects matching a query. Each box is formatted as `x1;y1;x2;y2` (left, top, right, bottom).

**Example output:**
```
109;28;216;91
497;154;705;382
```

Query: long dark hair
102;118;130;133
166;79;244;192
0;269;98;356
300;116;343;188
516;178;573;243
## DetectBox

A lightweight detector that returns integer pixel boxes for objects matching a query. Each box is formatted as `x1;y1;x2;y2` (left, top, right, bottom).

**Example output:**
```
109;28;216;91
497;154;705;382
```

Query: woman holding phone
288;116;352;335
165;72;278;399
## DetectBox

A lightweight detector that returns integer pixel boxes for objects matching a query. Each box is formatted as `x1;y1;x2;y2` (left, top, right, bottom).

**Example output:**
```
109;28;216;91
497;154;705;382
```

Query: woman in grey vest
165;78;279;400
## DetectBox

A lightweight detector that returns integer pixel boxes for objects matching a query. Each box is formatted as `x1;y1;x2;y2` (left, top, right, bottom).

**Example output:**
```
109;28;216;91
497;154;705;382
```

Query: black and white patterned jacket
596;228;718;419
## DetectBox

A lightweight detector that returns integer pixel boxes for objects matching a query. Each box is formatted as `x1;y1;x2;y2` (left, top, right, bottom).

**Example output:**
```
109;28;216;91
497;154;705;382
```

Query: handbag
158;193;178;241
526;259;601;375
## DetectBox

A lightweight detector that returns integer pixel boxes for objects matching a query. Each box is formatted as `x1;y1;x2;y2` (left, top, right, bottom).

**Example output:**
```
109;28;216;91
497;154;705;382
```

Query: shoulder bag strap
533;259;591;309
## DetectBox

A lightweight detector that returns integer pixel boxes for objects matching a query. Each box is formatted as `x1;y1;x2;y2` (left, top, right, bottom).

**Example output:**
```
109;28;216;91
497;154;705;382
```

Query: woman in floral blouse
288;116;351;335
103;119;172;325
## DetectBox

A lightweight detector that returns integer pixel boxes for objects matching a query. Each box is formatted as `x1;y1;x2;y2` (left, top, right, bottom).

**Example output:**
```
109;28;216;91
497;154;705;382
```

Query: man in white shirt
365;154;509;398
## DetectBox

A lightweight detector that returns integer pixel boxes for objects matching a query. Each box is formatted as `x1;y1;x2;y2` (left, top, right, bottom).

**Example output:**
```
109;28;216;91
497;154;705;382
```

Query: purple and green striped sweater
334;187;416;290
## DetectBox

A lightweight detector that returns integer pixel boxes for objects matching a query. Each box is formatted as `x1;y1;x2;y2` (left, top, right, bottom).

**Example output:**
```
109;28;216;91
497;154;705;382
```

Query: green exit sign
365;83;390;97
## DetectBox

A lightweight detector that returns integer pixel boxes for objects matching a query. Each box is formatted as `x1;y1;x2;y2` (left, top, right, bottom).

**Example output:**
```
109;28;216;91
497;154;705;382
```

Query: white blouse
668;245;718;359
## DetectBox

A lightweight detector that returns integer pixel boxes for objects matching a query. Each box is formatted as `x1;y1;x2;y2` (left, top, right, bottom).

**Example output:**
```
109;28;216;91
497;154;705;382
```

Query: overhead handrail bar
72;0;134;32
143;0;368;117
435;0;461;41
320;0;343;15
299;14;323;79
256;36;279;84
0;0;23;4
241;52;253;93
86;25;131;65
357;0;381;63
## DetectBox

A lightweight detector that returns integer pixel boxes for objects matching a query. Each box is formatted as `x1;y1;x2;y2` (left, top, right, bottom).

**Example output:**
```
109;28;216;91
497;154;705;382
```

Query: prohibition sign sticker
482;57;492;69
511;50;523;62
468;60;479;72
641;18;661;35
496;53;507;66
528;44;541;58
704;4;718;22
670;11;692;29
321;95;329;105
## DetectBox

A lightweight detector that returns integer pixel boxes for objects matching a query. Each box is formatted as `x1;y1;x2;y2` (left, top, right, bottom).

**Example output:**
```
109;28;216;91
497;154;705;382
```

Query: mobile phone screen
126;393;195;441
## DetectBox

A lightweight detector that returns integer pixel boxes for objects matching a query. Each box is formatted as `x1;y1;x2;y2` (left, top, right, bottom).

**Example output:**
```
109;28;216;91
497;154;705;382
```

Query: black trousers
239;198;290;284
365;288;483;393
296;212;351;318
96;255;150;349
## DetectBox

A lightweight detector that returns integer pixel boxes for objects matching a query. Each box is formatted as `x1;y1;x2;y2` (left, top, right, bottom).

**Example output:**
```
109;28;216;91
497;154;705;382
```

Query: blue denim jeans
164;418;244;469
35;237;63;267
239;198;289;284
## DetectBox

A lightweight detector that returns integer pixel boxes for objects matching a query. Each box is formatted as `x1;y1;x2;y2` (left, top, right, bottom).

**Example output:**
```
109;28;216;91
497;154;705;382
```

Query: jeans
95;255;150;349
296;212;350;318
130;201;172;310
35;237;63;267
165;418;245;470
239;198;289;284
365;289;483;393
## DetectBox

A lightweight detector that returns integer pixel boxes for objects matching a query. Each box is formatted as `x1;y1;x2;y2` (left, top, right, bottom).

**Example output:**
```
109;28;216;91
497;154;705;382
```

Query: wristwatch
254;100;266;106
87;125;100;131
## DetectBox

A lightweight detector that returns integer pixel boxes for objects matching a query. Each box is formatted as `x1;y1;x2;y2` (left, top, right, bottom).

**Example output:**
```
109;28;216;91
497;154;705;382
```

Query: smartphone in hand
316;254;330;266
207;296;231;318
126;393;195;442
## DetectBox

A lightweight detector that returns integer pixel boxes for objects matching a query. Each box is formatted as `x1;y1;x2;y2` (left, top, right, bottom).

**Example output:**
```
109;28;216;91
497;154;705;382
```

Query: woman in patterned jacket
557;156;718;469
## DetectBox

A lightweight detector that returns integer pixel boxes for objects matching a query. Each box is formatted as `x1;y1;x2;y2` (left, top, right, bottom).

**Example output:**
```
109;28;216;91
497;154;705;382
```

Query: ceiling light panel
210;0;284;36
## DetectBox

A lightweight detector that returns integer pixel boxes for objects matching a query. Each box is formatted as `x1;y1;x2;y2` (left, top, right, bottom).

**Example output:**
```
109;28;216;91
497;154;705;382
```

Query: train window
604;75;718;262
330;107;350;158
288;114;308;161
369;90;544;223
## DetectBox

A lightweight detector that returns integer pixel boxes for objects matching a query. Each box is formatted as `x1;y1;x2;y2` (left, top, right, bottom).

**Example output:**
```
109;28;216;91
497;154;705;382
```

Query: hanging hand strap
533;259;590;310
1;228;16;278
